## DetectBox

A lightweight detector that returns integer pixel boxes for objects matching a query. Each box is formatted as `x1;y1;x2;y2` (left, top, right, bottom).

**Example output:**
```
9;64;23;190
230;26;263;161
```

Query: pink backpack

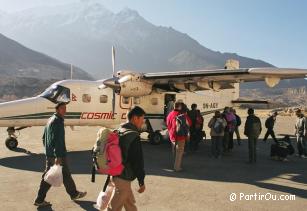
92;128;124;177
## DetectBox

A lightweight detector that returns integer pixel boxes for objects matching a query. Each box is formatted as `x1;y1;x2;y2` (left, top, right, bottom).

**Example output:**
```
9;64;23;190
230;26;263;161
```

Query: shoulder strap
103;175;111;192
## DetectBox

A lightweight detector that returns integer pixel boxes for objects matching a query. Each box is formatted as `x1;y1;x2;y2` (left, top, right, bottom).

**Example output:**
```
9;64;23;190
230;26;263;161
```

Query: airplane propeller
111;46;117;114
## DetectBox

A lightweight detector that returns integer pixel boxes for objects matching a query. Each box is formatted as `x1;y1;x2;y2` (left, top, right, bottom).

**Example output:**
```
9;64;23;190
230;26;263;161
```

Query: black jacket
118;122;145;186
244;114;262;138
265;116;275;129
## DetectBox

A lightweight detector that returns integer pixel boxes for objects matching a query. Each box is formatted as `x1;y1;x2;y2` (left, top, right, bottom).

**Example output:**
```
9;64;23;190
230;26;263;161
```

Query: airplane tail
224;59;240;70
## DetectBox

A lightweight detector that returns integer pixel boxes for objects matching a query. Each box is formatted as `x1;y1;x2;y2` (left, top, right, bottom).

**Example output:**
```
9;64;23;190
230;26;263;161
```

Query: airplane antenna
112;46;116;77
70;64;73;80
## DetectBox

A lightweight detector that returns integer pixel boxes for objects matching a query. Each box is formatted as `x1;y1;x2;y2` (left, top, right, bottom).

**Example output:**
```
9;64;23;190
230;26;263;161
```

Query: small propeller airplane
1;47;307;150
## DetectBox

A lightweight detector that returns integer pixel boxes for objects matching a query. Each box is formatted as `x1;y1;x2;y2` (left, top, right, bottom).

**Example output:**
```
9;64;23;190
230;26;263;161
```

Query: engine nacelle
120;81;153;97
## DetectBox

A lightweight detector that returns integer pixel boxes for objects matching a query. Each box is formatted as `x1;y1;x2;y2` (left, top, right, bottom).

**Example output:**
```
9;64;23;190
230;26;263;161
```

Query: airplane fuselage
0;79;239;130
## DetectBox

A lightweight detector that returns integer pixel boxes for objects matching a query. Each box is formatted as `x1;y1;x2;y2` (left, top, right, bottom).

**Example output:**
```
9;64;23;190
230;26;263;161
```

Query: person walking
34;102;86;207
295;109;307;158
208;111;227;158
223;107;236;152
109;106;146;211
263;112;278;143
244;108;262;164
167;102;191;171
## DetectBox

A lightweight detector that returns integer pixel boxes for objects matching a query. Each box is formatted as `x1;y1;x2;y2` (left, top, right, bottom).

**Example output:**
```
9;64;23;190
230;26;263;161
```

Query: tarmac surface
0;114;306;211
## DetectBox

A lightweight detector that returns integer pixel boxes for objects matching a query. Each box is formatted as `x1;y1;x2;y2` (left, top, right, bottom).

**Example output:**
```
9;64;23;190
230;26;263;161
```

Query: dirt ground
0;111;306;211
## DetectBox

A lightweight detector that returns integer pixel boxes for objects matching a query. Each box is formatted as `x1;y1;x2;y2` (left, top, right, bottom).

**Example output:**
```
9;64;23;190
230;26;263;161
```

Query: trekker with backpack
295;109;307;158
108;106;146;211
167;102;192;172
208;111;227;158
223;107;237;152
244;108;262;164
263;112;278;143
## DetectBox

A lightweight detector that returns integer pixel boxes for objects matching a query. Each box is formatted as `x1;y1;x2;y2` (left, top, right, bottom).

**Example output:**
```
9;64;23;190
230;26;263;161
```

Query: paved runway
0;115;306;211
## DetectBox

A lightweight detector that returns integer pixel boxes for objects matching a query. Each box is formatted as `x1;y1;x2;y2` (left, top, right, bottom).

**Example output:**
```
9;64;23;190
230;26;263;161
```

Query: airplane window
100;95;108;103
151;98;158;105
40;85;70;104
134;97;140;104
82;94;91;103
122;97;130;104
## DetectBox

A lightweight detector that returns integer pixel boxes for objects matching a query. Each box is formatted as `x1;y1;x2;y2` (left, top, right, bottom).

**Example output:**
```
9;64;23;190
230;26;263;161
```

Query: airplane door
120;96;132;110
164;94;176;119
175;93;186;104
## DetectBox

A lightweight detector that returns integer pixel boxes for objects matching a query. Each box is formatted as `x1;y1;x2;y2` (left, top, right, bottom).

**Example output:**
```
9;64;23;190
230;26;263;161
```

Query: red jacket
166;110;192;142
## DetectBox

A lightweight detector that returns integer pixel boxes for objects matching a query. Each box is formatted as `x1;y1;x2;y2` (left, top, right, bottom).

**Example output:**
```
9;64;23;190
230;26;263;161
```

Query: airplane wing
143;68;307;91
101;68;307;96
143;68;306;83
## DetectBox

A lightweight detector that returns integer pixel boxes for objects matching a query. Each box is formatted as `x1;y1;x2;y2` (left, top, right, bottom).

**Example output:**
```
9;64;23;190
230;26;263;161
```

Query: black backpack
176;114;189;136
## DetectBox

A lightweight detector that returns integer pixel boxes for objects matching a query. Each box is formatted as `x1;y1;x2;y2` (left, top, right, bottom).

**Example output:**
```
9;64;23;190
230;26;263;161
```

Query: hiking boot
174;168;183;172
71;191;87;201
34;201;51;207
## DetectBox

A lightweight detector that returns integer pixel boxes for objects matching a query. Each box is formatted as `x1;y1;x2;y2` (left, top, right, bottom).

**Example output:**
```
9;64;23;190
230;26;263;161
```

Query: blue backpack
213;119;224;134
176;114;189;136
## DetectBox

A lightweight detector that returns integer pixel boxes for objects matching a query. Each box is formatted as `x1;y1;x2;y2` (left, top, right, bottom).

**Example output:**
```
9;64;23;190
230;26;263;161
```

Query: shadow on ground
1;138;306;199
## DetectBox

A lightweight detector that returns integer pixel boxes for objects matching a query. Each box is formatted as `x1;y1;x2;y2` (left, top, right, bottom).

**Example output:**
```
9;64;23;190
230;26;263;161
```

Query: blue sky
1;0;307;68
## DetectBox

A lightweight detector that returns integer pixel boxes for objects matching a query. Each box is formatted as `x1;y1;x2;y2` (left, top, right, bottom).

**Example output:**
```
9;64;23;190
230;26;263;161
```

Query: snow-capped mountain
0;1;273;78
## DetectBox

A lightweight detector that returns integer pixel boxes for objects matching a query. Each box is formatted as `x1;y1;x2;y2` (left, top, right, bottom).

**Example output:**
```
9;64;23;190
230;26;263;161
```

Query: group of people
208;107;242;159
166;102;205;171
34;101;306;210
166;101;307;168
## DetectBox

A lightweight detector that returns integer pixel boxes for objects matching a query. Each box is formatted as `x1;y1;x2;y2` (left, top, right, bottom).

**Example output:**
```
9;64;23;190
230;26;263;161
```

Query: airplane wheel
149;131;163;145
5;137;18;150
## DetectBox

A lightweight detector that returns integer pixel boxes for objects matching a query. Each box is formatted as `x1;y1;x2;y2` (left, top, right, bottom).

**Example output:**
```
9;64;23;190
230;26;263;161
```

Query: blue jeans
211;136;223;158
297;136;307;156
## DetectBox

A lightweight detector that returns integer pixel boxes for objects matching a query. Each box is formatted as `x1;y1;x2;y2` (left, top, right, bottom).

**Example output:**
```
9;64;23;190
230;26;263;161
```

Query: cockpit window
40;85;70;104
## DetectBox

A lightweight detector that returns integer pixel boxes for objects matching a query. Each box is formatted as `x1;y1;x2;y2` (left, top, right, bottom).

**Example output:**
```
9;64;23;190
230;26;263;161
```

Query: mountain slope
0;33;92;80
0;33;93;100
0;1;274;79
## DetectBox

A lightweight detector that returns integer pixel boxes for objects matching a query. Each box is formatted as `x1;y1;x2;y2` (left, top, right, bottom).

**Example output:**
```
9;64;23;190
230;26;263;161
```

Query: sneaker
281;158;289;162
301;155;307;159
34;201;51;207
71;191;87;201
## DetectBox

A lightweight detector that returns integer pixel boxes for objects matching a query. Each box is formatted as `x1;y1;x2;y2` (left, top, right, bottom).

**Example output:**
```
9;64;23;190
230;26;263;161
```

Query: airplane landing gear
149;131;163;145
5;137;18;150
5;127;18;150
5;126;28;150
